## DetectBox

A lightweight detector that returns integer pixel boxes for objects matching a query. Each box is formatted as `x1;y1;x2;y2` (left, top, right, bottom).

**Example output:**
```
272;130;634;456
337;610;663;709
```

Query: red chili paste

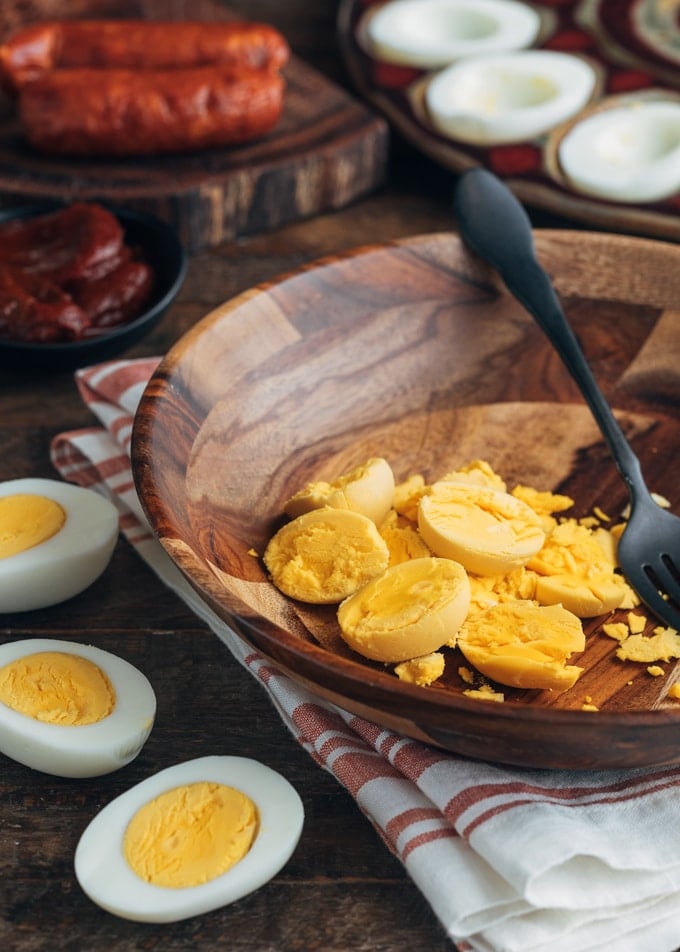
0;203;154;342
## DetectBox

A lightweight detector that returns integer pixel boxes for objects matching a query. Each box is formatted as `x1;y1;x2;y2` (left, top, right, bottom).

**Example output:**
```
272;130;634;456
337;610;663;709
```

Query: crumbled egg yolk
124;781;258;888
394;652;445;687
0;651;115;725
463;684;505;703
0;494;65;559
379;510;432;566
264;457;677;697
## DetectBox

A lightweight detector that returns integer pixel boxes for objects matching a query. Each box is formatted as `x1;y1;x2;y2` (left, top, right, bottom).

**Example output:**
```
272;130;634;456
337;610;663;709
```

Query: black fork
454;168;680;630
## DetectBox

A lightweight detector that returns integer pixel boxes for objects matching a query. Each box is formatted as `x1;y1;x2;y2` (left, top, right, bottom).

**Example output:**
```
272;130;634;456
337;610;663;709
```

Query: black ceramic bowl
0;202;187;372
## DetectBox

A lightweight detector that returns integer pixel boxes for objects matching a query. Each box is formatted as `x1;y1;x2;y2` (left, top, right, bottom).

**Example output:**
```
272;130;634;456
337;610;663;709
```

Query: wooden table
1;3;676;950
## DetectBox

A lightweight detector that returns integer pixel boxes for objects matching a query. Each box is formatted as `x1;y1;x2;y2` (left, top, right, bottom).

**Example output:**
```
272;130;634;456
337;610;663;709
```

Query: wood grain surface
0;0;389;251
132;229;680;771
1;1;679;947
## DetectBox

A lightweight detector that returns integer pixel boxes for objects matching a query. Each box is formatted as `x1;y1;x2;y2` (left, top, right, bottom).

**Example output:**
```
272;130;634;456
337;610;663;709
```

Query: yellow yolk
527;519;630;615
467;566;538;615
392;473;427;523
457;601;585;692
284;457;395;526
379;510;432;566
337;556;471;662
441;459;507;491
123;782;258;888
418;481;545;576
615;627;680;664
0;651;115;725
264;508;389;604
394;651;445;686
0;494;66;559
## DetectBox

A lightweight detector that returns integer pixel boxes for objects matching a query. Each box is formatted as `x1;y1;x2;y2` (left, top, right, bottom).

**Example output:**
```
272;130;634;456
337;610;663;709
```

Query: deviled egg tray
339;0;680;241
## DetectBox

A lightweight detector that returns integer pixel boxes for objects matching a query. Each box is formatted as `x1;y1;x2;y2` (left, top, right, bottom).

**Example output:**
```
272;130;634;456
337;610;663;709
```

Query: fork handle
454;169;644;500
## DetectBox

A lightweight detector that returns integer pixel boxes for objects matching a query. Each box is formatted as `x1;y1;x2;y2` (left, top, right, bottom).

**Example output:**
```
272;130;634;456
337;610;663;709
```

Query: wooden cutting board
0;0;389;252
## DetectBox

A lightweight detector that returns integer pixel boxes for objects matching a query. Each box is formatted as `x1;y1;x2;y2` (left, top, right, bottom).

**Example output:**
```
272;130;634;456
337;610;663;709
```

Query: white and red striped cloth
51;358;680;952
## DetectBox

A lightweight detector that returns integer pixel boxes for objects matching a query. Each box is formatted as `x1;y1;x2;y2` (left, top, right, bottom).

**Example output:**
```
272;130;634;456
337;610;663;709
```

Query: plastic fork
453;167;680;630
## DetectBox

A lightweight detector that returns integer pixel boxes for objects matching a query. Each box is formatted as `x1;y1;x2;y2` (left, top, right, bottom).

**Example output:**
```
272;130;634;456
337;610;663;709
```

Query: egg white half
558;99;680;203
0;638;156;777
75;756;304;923
0;478;119;612
362;0;541;69
426;50;597;145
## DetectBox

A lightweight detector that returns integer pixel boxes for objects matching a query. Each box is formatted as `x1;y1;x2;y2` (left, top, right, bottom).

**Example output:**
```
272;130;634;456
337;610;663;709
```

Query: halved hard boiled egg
75;756;304;922
0;638;156;777
0;477;119;612
338;556;471;662
425;50;597;145
362;0;541;69
558;98;680;203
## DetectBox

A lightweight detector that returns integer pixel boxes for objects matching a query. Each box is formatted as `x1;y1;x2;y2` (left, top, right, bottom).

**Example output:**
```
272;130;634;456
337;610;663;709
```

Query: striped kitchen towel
51;357;680;952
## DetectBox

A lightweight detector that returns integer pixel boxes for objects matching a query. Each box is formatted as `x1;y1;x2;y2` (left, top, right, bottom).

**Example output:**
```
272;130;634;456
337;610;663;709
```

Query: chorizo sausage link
19;65;286;156
0;20;290;93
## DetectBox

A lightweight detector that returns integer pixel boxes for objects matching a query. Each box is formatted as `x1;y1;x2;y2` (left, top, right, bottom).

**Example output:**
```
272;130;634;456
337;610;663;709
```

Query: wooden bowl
131;230;680;770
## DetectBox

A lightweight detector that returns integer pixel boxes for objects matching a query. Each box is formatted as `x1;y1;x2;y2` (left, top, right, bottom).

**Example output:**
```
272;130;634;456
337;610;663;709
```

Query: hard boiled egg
75;756;304;922
0;477;119;612
362;0;541;69
425;50;597;145
558;99;680;203
0;638;156;777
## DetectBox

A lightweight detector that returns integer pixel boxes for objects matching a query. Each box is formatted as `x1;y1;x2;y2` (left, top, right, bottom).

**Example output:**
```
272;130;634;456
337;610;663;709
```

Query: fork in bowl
454;168;680;631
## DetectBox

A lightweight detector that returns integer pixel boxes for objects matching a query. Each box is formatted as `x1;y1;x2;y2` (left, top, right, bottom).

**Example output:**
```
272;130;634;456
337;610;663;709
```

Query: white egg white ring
426;50;597;145
0;639;156;778
75;756;305;923
362;0;541;69
0;478;119;612
558;99;680;203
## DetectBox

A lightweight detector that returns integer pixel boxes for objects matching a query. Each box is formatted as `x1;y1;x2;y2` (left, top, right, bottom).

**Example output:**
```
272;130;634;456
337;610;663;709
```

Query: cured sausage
19;64;286;156
0;20;290;93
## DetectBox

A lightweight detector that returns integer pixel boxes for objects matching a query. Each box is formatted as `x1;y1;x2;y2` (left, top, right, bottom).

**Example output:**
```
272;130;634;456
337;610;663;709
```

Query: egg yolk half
124;782;259;888
0;651;115;725
0;494;66;559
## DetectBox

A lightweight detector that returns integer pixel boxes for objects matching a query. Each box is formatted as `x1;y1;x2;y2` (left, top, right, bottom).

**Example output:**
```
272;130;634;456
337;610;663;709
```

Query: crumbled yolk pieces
615;627;680;664
0;494;66;559
394;651;445;687
527;520;631;616
0;651;115;725
379;510;432;566
124;782;258;888
463;684;505;703
265;456;676;695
